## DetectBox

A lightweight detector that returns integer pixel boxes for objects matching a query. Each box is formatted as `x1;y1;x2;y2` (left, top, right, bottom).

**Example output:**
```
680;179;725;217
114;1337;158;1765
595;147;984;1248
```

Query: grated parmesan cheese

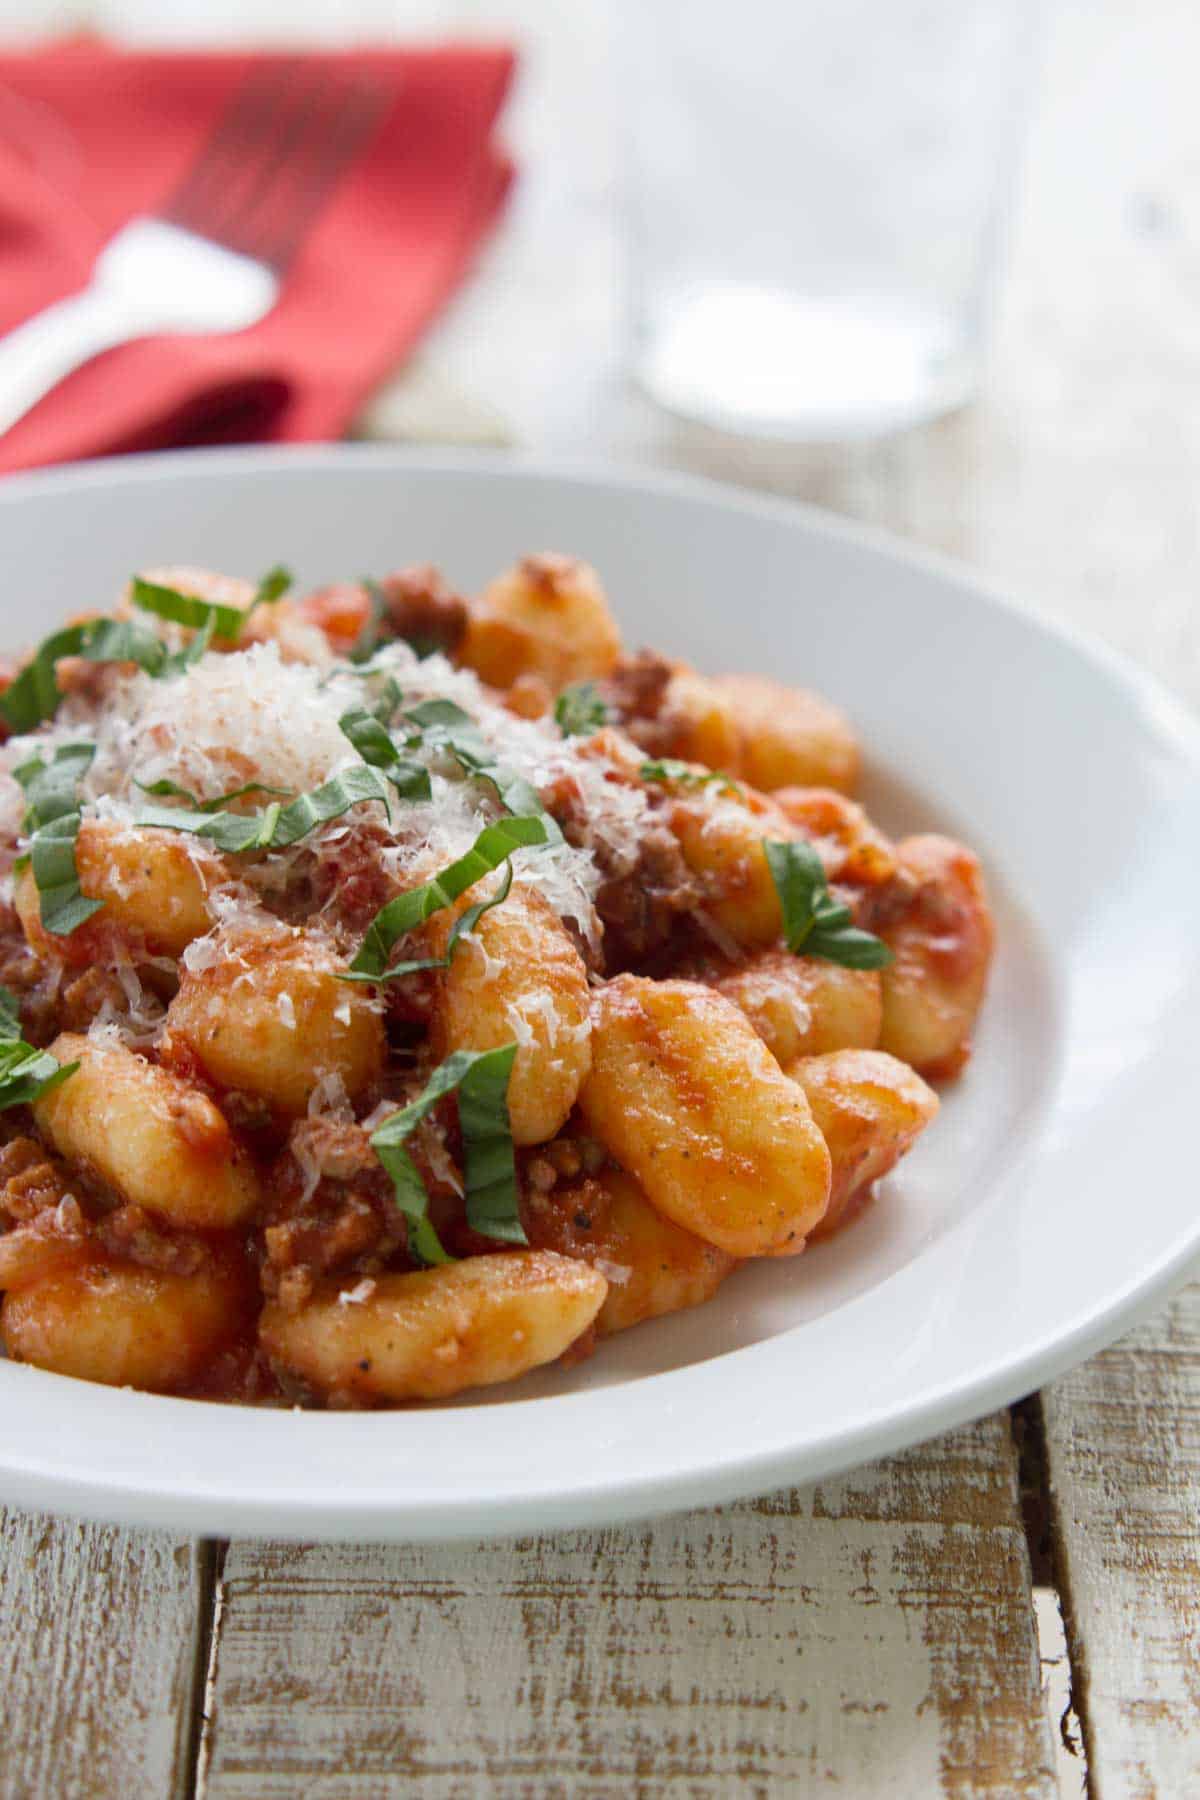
0;598;669;994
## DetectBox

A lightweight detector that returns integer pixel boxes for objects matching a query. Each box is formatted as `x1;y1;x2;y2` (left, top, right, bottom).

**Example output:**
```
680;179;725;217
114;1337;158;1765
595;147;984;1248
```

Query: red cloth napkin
0;41;515;473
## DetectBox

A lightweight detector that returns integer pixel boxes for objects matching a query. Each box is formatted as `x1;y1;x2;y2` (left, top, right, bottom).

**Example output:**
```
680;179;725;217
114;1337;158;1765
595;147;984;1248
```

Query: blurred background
0;1;1194;684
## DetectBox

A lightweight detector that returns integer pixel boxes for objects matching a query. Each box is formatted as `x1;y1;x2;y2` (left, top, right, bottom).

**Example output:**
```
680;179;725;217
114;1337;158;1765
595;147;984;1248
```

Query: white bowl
0;446;1197;1541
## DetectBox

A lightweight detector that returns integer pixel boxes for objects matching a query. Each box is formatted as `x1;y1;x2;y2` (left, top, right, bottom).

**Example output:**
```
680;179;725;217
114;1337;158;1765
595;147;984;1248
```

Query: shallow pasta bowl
0;444;1197;1542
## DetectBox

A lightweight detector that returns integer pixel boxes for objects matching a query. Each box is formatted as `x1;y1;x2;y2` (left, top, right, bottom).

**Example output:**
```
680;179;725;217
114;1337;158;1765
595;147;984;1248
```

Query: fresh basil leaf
764;839;893;971
0;985;78;1104
554;681;608;737
29;812;105;936
247;564;292;613
457;1043;524;1243
0;1031;78;1111
15;745;103;937
338;705;432;803
130;576;246;641
639;758;738;793
0;985;21;1043
137;764;392;854
370;1042;524;1264
403;697;477;739
349;578;387;665
161;612;215;676
341;858;515;986
133;776;293;813
15;742;96;831
349;817;549;979
805;923;896;970
0;619;168;732
369;676;403;725
403;700;562;843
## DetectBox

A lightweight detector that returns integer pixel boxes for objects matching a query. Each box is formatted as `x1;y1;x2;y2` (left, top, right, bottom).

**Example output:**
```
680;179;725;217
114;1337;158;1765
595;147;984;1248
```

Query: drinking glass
623;0;1039;440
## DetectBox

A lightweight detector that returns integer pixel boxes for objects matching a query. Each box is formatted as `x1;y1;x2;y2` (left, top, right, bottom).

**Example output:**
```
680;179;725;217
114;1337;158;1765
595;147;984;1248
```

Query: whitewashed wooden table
1;1;1198;1793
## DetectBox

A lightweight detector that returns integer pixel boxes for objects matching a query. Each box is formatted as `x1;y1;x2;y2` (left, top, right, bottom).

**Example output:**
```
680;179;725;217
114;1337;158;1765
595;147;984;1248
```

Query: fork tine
160;61;390;274
162;58;306;244
237;71;391;271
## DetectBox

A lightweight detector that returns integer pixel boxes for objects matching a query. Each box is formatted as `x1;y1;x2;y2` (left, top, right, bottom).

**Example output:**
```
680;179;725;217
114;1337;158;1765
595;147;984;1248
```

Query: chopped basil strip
554;681;608;737
764;839;893;971
15;742;95;831
131;564;291;642
349;816;549;979
29;813;105;936
640;758;738;793
0;985;78;1110
341;859;514;986
248;564;292;614
130;576;247;641
338;705;432;803
349;578;387;664
15;743;103;937
403;699;562;843
162;612;215;674
0;987;20;1041
370;1043;525;1264
137;764;391;853
0;618;167;732
133;776;293;813
369;676;403;725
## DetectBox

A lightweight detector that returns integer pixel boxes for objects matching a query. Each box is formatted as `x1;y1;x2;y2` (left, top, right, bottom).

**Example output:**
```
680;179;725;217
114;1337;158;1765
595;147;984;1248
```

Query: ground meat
543;745;703;971
380;565;469;657
592;817;703;971
262;1115;411;1304
95;1203;207;1276
0;1133;78;1223
57;965;132;1034
599;651;676;743
311;822;397;937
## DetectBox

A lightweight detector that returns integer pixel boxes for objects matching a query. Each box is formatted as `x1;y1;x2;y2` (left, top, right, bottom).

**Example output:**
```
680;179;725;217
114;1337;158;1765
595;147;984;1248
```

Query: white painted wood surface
1042;1287;1200;1799
199;1416;1055;1799
0;1511;208;1800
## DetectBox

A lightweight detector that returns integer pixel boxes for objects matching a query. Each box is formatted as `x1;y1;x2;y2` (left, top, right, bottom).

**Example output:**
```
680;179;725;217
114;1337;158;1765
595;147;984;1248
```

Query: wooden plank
1041;1280;1200;1798
199;1413;1054;1799
0;1511;210;1800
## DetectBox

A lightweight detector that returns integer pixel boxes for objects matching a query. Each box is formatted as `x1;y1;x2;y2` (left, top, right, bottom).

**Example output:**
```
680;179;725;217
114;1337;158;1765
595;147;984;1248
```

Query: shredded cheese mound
0;632;648;958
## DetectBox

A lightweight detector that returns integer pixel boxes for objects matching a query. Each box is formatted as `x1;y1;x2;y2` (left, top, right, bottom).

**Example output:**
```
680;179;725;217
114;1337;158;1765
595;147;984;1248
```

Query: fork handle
0;286;144;441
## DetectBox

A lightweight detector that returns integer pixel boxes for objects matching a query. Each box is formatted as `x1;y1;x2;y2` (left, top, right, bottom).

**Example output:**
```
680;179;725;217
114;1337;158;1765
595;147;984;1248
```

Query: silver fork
0;58;387;441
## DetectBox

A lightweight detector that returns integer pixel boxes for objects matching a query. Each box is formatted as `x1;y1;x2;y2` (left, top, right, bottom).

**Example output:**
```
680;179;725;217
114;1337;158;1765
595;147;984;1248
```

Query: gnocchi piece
2;1248;253;1392
652;667;742;770
876;835;995;1080
16;821;219;963
666;784;796;947
166;922;383;1117
706;949;883;1064
771;786;897;888
426;881;592;1146
260;1250;607;1403
713;673;860;794
34;1032;262;1229
524;1166;736;1336
578;976;832;1257
458;553;623;689
786;1049;939;1239
0;1211;88;1293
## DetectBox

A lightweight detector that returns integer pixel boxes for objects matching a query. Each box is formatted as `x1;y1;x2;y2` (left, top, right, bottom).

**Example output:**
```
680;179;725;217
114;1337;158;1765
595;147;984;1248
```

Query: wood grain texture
0;1511;210;1800
198;1414;1054;1800
1042;1282;1200;1799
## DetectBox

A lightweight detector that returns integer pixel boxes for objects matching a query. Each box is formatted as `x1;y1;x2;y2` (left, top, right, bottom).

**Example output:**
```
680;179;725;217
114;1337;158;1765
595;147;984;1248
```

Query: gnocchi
0;547;992;1407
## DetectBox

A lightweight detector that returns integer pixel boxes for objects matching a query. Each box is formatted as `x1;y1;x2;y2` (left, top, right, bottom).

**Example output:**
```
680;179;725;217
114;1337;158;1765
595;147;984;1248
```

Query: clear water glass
624;0;1038;440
